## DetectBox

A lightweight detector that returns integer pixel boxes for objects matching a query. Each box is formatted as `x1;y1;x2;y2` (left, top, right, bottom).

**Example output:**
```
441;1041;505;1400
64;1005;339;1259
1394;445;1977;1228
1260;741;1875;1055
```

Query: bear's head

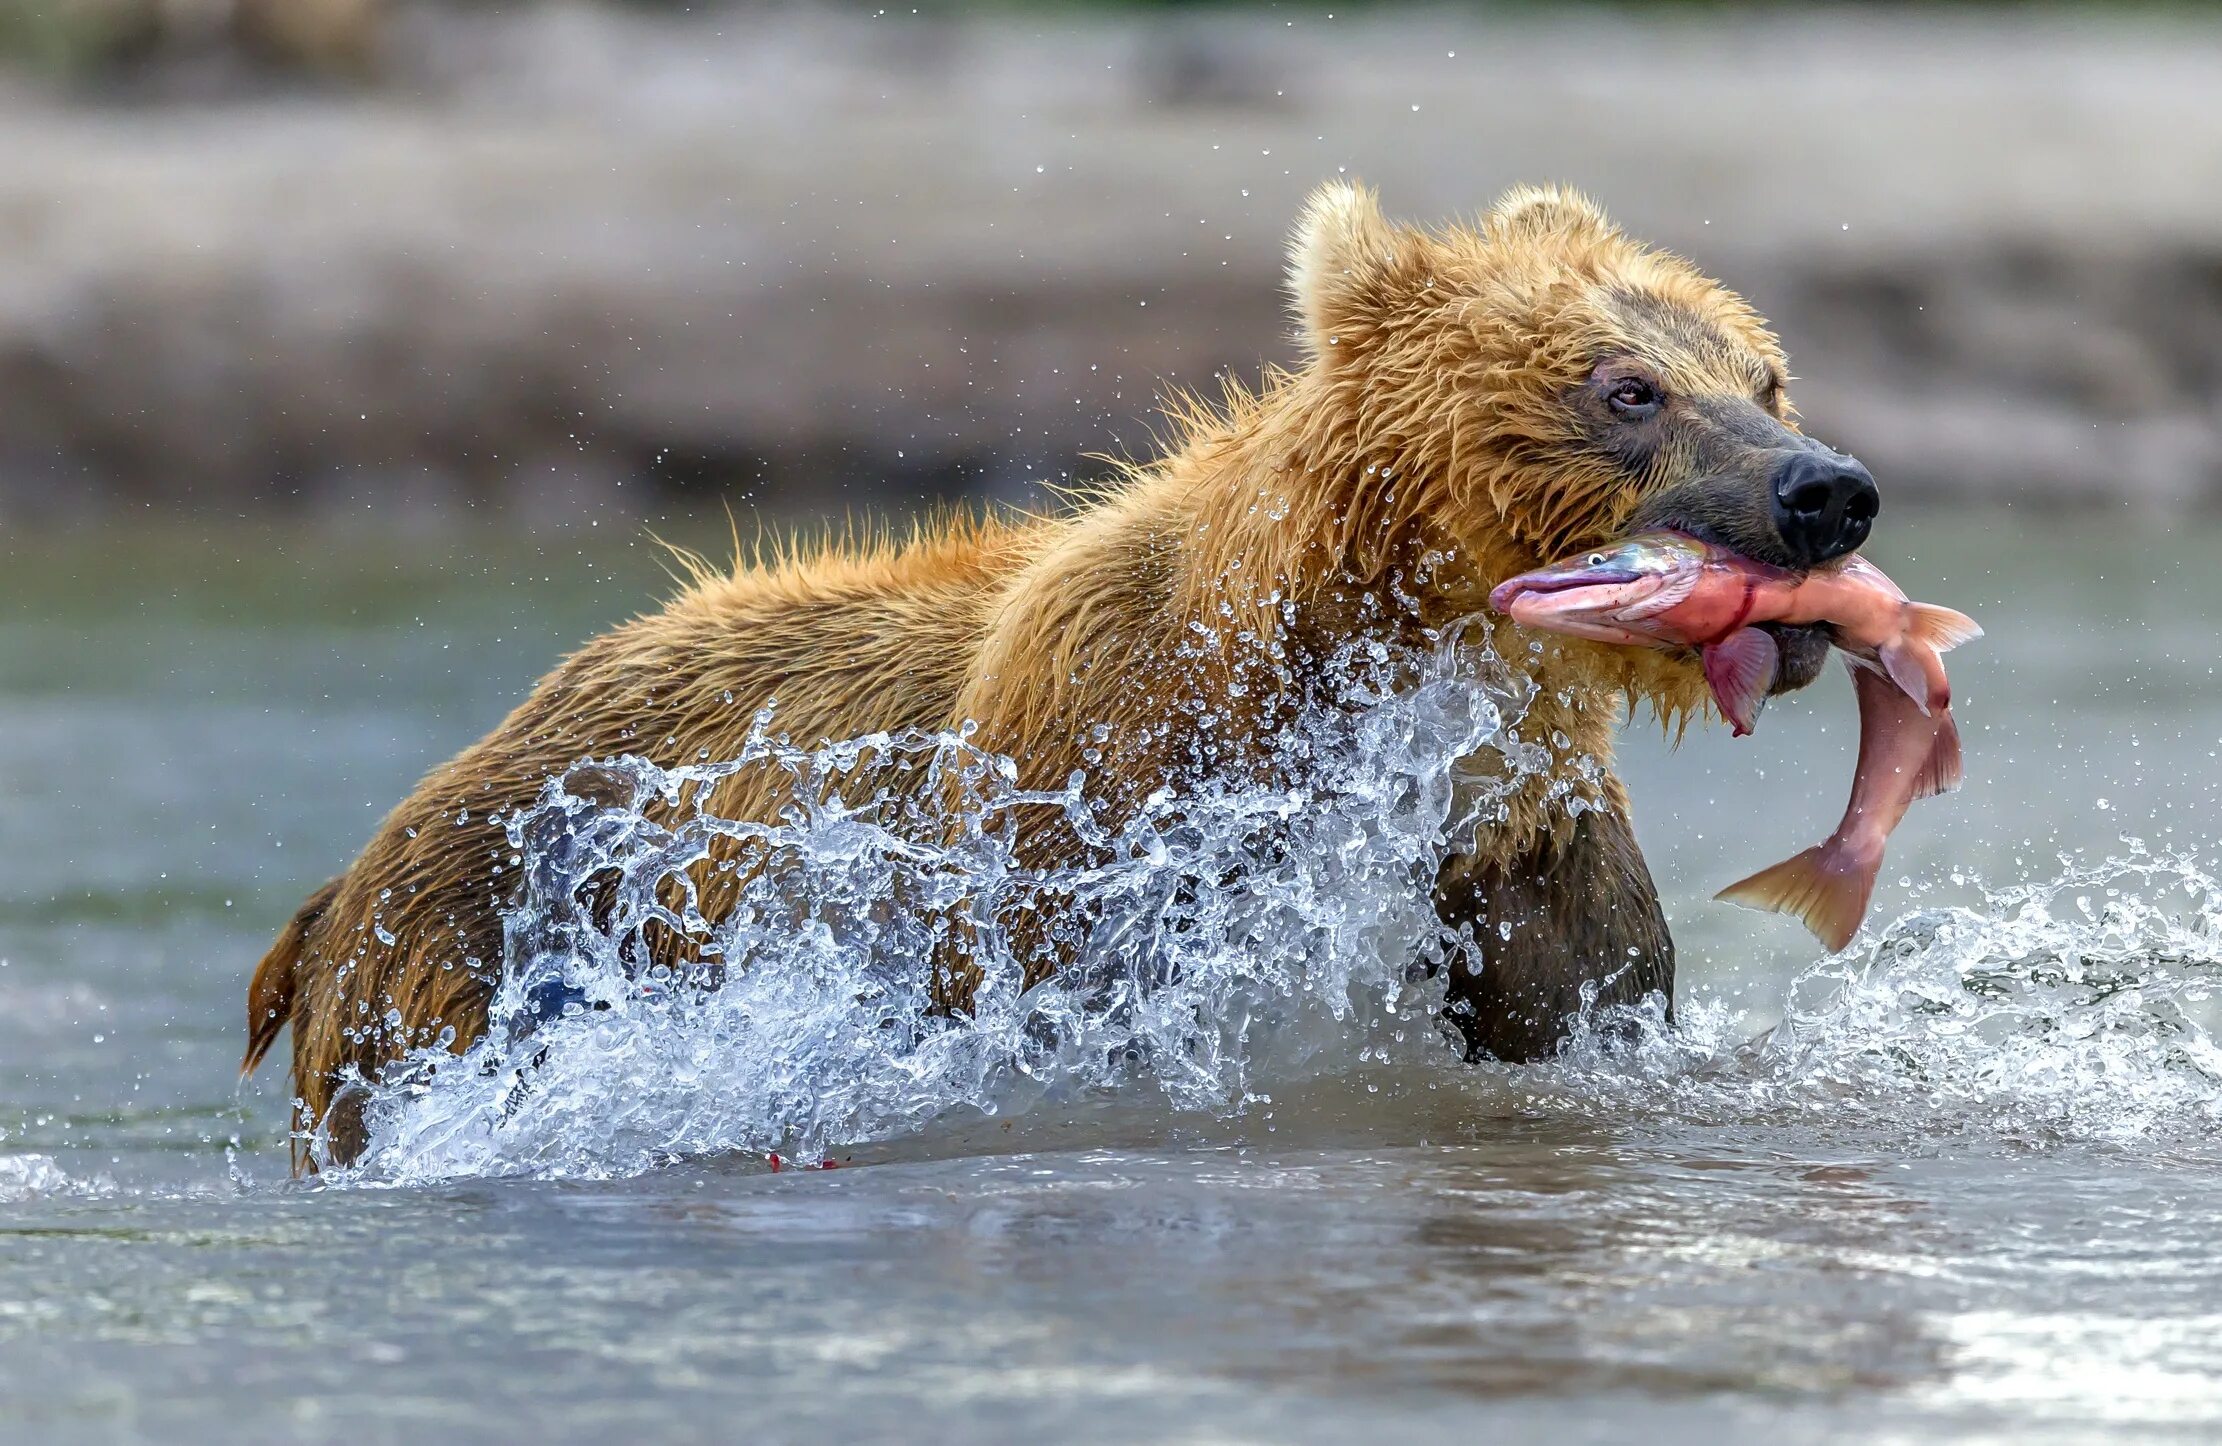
1286;181;1878;587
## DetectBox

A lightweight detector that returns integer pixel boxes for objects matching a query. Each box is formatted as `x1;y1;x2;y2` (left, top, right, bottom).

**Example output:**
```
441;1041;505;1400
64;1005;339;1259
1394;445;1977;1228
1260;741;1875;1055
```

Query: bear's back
262;512;1044;1160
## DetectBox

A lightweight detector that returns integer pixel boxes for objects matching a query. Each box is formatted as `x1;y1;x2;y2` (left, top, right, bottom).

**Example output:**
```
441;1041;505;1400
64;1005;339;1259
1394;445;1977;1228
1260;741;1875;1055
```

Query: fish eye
1607;377;1662;418
1586;553;1606;566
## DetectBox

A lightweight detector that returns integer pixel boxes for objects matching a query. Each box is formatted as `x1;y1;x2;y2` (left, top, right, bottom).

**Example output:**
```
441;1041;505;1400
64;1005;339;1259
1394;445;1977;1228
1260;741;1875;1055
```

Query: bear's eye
1607;377;1661;417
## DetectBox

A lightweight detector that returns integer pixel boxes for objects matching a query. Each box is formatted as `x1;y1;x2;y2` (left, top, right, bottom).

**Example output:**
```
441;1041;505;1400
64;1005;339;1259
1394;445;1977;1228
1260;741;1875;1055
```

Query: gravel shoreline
1;4;2217;518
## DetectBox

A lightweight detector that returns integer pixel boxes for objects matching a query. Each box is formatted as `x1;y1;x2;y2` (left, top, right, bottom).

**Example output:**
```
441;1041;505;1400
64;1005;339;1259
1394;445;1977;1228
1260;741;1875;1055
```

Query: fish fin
1911;708;1964;800
1614;566;1699;621
1848;661;1957;798
1701;628;1777;737
1874;640;1933;715
1906;602;1982;654
1715;845;1876;953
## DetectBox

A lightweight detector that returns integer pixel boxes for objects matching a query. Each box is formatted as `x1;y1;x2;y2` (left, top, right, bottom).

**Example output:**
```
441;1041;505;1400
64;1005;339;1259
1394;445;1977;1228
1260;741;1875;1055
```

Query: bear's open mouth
1648;519;1739;561
1642;519;1806;576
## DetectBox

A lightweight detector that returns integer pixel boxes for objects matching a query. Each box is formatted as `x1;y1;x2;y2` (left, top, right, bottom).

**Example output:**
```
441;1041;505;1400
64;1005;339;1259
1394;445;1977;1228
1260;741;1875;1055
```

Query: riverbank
1;4;2216;519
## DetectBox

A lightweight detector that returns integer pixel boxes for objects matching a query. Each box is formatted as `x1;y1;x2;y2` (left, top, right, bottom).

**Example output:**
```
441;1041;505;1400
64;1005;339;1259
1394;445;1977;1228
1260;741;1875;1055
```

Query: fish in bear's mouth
1488;527;1981;950
1495;527;1836;697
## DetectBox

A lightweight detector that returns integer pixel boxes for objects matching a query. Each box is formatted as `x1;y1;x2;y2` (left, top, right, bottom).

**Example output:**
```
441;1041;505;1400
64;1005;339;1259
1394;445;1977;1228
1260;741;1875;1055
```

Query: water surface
2;513;2217;1442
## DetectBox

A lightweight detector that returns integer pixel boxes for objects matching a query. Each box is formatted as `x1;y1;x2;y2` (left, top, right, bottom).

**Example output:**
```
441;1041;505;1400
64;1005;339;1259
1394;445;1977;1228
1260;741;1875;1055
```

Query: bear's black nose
1771;449;1879;566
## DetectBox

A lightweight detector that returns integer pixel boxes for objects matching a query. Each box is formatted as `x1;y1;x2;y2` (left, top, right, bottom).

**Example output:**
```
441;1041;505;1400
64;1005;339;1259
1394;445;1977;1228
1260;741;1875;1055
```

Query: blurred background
0;0;2217;523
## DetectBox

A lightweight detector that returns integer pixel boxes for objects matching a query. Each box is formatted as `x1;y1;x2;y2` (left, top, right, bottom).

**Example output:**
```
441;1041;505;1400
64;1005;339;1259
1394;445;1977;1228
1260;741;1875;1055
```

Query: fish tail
1714;842;1877;953
1912;710;1964;800
1906;602;1983;654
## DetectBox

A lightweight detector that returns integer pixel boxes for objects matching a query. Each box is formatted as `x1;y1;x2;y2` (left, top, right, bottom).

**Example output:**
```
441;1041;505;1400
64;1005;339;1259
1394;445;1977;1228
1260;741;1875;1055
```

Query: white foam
1543;847;2222;1146
335;610;2222;1184
341;620;1550;1183
0;1154;88;1202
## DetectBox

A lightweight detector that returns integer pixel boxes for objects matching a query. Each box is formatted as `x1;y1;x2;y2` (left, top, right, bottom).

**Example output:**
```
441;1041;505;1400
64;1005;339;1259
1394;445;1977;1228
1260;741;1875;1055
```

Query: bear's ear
1286;181;1432;362
1485;183;1615;245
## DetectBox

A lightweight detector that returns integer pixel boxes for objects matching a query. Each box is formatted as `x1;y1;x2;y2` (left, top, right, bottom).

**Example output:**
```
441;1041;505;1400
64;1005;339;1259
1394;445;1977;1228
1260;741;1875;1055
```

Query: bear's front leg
1432;804;1672;1063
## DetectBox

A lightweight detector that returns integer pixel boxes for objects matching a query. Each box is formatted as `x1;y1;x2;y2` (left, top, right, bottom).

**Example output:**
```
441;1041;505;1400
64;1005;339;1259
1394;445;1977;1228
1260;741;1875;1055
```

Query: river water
2;512;2218;1442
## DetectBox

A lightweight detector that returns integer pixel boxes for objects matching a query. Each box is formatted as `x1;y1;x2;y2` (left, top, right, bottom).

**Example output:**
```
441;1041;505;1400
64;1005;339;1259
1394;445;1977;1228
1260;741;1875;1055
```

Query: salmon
1712;658;1961;950
1488;533;1979;734
1488;532;1981;950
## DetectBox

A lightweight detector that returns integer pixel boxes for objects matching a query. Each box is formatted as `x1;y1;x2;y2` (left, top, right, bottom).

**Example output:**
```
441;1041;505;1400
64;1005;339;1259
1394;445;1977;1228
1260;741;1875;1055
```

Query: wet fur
1436;808;1672;1062
247;182;1823;1167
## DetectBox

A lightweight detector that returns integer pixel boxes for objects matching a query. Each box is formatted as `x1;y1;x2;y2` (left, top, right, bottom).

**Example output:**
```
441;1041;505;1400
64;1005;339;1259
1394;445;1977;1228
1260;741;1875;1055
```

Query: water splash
0;1154;97;1202
339;622;1551;1182
333;608;2222;1185
1545;847;2222;1146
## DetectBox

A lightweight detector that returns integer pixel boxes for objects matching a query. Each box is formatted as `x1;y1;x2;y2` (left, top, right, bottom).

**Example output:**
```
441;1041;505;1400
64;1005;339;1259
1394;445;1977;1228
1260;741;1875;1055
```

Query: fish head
1488;533;1707;645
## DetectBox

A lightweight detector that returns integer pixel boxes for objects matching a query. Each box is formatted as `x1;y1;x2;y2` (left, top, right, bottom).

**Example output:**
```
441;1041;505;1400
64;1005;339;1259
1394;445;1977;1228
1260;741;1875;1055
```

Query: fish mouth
1488;562;1667;647
1486;563;1642;616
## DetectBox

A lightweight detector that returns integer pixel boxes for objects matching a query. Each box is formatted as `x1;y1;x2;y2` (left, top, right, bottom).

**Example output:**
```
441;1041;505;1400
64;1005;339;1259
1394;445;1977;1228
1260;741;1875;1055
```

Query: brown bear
244;182;1878;1168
